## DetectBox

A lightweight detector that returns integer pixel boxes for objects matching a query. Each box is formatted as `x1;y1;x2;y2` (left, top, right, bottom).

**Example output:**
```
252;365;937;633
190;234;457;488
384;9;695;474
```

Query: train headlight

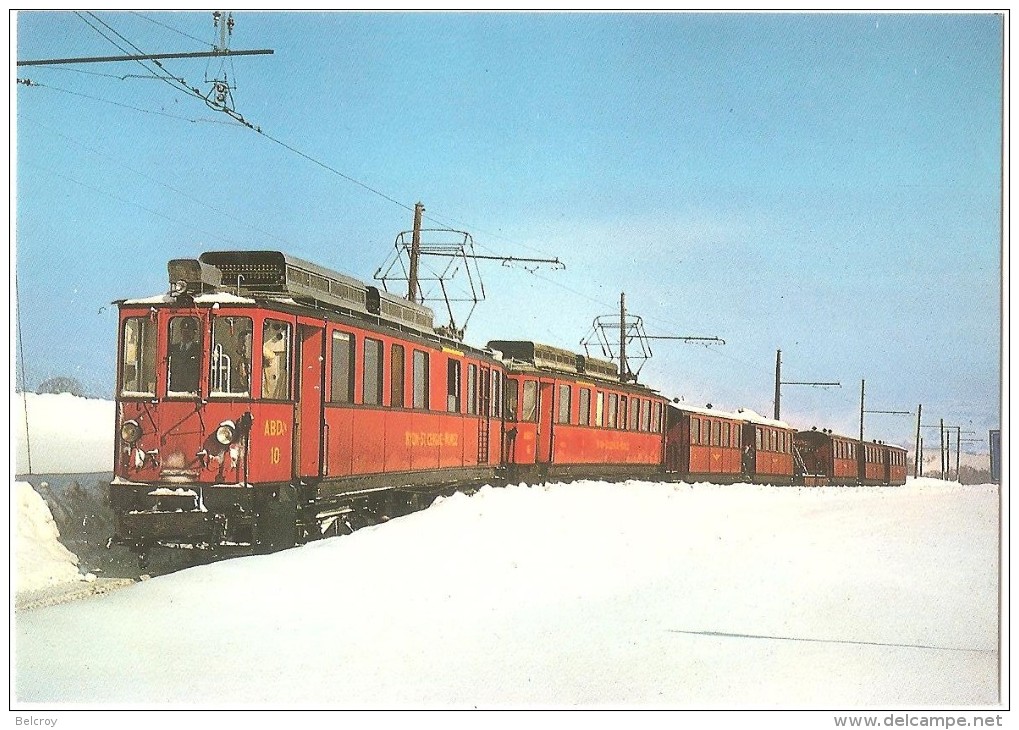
121;420;142;445
215;420;237;446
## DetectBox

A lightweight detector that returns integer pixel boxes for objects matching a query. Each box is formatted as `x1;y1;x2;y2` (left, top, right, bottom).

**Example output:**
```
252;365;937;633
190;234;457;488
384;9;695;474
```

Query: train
108;248;908;561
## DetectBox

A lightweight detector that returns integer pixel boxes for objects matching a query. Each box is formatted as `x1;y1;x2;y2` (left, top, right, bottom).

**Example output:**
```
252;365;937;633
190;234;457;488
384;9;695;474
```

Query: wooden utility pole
773;349;839;421
859;378;910;446
774;350;782;420
619;292;627;383
407;202;424;303
913;404;922;478
859;379;866;444
949;424;957;481
940;419;946;478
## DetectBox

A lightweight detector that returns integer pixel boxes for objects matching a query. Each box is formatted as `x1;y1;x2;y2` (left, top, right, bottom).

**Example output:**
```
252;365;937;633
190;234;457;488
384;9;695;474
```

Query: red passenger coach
794;429;861;485
489;341;668;483
664;404;745;482
794;430;908;486
110;251;505;559
860;441;908;486
664;406;795;484
740;412;796;485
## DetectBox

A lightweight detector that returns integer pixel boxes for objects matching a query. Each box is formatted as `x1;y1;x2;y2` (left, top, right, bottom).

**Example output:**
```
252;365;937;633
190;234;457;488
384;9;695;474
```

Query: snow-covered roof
121;292;257;305
671;403;792;429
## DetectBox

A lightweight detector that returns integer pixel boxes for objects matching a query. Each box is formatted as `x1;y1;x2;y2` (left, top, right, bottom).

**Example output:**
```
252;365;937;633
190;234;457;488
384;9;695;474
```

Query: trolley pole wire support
772;349;840;421
859;378;911;447
17;49;274;66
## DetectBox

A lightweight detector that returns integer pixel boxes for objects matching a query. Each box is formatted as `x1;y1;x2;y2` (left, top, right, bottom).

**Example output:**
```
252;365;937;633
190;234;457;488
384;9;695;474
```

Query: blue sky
13;11;1003;450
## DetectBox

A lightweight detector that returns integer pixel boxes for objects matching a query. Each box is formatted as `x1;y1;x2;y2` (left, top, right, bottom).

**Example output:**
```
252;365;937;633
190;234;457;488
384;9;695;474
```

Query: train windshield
209;316;252;397
167;316;201;396
120;317;157;396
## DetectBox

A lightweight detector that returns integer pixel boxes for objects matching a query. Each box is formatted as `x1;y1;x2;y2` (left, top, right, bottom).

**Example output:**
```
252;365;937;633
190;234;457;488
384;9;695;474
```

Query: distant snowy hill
14;392;114;474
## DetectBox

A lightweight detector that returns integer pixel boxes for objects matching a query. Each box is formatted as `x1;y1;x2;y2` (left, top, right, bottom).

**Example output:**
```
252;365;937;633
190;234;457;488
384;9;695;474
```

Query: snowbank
14;478;999;707
14;482;85;594
14;392;115;474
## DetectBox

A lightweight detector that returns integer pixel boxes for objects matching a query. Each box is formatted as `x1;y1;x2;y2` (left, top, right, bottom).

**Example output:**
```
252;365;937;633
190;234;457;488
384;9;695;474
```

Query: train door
536;380;555;464
293;323;325;478
478;365;491;464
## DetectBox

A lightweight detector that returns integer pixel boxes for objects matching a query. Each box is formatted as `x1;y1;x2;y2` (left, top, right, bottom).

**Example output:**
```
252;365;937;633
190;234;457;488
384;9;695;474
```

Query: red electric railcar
110;251;506;557
489;340;669;483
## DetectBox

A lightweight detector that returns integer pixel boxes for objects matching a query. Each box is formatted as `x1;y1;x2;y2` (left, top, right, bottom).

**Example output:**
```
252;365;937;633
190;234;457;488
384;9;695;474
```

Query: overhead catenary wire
39;12;722;345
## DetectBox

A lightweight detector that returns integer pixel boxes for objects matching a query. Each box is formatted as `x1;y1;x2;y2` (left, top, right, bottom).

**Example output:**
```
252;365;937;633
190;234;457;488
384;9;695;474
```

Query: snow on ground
14;477;1000;708
14;392;115;474
14;482;87;593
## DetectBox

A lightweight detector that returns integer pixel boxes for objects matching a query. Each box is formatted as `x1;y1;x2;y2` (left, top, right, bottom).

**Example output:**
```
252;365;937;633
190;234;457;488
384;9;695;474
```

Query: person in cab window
169;318;200;393
262;322;288;399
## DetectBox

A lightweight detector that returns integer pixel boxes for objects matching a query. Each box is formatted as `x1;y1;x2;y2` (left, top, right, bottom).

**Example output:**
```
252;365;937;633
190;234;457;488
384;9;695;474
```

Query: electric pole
773;349;840;421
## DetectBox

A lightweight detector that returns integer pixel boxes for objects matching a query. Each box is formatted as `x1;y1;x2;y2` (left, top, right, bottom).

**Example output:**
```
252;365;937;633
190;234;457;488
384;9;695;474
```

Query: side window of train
121;316;157;396
556;384;571;424
467;364;478;415
578;388;591;426
595;392;604;427
261;319;292;401
712;420;721;446
607;394;618;428
756;428;763;451
642;400;652;432
701;420;710;446
210;316;253;397
721;420;730;447
619;396;628;430
521;380;538;422
363;338;383;406
330;331;354;403
391;344;405;408
732;423;740;449
491;371;502;418
413;350;429;410
628;398;640;431
447;358;461;412
690;418;700;445
167;316;202;396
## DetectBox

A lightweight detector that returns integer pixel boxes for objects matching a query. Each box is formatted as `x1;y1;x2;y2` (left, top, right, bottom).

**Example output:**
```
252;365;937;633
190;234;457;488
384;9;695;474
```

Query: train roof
669;402;793;429
121;250;438;337
487;340;621;383
198;250;436;334
796;428;907;451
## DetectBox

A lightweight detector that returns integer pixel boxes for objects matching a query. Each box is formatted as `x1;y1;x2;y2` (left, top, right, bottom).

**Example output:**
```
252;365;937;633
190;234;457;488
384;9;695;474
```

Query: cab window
210;316;253;396
521;381;538;422
121;316;157;396
261;320;291;400
167;316;201;396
